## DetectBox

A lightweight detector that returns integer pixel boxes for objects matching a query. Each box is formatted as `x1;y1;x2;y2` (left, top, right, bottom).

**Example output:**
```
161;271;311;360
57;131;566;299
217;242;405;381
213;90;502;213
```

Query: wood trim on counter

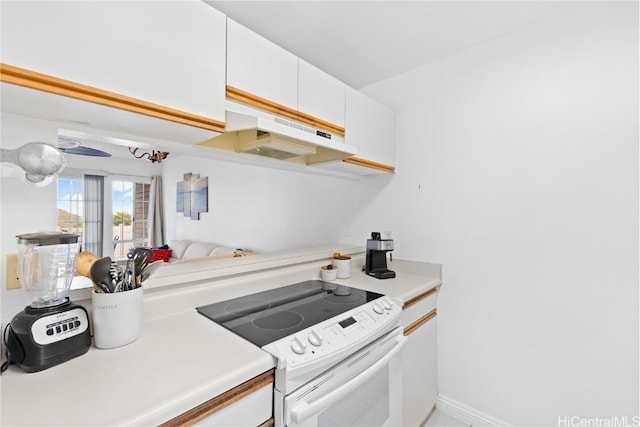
0;63;226;133
258;419;275;427
342;157;396;173
160;369;274;427
404;309;437;336
226;85;346;137
402;287;438;311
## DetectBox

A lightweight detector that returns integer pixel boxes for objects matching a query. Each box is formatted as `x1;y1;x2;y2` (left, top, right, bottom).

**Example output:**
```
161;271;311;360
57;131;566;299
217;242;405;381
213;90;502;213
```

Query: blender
3;232;91;373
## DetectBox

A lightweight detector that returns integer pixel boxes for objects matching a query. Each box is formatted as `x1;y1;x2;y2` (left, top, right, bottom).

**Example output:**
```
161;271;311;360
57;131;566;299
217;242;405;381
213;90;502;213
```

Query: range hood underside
199;130;353;165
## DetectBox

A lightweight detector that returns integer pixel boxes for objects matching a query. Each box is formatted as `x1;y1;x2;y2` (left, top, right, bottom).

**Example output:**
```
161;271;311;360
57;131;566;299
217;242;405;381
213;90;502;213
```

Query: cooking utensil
124;259;136;291
140;261;162;282
89;256;114;293
75;251;98;278
93;281;110;294
128;248;153;276
109;263;123;283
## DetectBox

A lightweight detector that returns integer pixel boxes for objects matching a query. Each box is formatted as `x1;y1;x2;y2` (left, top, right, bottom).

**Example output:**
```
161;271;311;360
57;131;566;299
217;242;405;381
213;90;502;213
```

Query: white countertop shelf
0;250;441;426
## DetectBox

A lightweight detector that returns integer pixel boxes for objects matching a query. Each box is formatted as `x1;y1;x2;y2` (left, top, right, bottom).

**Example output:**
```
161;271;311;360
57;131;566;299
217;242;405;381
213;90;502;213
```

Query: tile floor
424;409;470;427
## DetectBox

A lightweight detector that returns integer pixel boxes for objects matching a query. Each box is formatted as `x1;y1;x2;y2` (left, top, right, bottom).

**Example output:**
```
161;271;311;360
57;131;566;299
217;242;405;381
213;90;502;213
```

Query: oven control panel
264;296;402;367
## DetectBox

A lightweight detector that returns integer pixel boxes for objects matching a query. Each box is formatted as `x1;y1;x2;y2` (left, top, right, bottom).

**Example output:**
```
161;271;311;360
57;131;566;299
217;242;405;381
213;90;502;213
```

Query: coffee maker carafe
365;232;396;279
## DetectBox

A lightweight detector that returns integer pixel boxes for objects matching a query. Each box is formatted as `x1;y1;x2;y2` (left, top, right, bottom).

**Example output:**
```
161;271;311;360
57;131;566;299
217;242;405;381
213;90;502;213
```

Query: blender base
4;299;91;373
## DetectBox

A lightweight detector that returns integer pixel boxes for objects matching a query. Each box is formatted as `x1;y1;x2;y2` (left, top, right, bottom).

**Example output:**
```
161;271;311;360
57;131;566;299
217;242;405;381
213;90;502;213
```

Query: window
56;172;150;260
112;180;150;259
57;177;84;235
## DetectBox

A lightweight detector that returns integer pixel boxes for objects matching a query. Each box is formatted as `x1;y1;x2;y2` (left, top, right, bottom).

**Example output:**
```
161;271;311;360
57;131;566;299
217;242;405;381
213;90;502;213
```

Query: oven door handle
289;334;407;424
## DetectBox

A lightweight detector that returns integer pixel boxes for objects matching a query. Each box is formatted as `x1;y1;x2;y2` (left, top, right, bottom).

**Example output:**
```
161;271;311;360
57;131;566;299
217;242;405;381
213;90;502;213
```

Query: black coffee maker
365;232;396;279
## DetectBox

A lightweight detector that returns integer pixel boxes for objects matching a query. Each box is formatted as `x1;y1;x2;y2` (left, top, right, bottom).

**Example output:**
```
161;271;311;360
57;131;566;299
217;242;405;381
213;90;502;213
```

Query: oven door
283;327;407;427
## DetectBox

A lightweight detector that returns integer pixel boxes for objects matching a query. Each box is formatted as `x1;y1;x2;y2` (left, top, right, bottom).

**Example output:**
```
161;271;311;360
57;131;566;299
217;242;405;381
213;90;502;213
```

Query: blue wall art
176;172;208;220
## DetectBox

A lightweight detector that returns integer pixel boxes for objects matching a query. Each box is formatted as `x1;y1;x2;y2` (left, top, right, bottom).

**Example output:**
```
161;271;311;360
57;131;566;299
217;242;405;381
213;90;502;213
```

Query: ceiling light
128;147;169;163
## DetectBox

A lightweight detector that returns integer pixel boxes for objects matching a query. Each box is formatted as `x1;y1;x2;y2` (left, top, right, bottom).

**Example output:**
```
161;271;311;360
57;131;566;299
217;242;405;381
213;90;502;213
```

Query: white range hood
199;101;357;164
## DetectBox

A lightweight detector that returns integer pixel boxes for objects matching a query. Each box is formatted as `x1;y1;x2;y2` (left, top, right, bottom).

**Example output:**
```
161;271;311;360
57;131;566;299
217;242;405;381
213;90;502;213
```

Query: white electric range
197;279;406;427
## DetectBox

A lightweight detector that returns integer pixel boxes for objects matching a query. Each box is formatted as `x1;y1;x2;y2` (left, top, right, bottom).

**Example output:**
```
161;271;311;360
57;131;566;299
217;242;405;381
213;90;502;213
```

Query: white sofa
167;240;253;264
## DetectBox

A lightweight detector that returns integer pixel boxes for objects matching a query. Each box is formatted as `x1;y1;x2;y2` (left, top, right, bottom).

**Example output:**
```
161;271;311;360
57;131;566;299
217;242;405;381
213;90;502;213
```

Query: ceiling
207;1;578;89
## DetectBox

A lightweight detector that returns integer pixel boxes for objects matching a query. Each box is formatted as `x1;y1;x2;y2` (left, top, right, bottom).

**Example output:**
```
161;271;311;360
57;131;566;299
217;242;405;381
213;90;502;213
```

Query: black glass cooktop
196;280;383;347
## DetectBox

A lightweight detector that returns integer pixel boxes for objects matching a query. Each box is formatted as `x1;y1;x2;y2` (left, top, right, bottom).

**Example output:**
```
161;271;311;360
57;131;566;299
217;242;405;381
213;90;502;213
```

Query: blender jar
16;232;80;307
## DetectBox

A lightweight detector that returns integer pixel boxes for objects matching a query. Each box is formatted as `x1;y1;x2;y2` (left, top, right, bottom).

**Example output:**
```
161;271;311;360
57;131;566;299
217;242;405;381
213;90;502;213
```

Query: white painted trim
436;395;512;427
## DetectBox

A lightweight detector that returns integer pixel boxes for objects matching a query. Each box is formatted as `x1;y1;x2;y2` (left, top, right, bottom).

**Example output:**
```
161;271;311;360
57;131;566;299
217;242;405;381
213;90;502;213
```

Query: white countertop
0;252;440;426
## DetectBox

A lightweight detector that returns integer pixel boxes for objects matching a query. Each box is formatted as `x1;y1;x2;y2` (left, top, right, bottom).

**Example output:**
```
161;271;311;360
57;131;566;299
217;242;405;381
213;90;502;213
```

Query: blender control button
56;326;61;333
74;320;81;328
68;322;74;330
62;324;68;331
46;328;54;336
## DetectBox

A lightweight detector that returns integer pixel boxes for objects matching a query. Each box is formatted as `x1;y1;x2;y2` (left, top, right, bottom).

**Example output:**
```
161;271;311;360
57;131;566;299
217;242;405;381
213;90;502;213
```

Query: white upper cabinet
226;18;298;111
298;60;346;128
0;1;226;125
344;86;397;169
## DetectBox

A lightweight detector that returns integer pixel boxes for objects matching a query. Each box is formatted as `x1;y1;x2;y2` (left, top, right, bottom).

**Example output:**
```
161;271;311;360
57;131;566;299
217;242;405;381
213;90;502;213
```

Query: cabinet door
298;59;346;128
345;86;397;166
194;383;272;426
403;315;437;426
162;371;273;427
226;18;298;110
0;1;226;122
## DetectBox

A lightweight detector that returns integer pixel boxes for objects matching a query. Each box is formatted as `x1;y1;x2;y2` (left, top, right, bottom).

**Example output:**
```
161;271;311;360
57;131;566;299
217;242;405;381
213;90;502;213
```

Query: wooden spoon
75;251;98;278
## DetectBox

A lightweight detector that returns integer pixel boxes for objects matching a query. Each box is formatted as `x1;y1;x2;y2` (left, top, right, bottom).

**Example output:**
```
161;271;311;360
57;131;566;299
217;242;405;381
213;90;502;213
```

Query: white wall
161;153;366;253
350;2;638;424
0;113;161;322
0;113;381;323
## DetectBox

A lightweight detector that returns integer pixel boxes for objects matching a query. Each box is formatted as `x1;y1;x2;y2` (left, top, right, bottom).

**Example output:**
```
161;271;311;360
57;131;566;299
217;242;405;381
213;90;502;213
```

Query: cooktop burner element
322;292;365;304
253;311;303;330
196;280;384;347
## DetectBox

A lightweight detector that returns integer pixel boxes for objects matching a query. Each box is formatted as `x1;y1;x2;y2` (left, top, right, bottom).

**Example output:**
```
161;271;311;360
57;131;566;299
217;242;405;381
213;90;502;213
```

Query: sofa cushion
168;240;191;260
182;242;219;260
210;246;236;257
166;240;254;263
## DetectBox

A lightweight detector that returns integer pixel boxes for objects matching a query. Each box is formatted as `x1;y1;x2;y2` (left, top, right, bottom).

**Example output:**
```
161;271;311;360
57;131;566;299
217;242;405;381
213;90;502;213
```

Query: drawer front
401;288;437;329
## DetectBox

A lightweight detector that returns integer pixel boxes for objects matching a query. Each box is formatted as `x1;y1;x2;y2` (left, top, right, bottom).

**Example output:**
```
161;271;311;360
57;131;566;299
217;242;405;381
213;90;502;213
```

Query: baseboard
436;395;512;427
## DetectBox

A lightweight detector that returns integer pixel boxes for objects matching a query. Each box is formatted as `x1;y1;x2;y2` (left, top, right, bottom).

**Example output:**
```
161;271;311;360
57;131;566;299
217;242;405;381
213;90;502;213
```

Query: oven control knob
308;330;323;346
381;299;392;310
291;336;307;355
372;303;384;315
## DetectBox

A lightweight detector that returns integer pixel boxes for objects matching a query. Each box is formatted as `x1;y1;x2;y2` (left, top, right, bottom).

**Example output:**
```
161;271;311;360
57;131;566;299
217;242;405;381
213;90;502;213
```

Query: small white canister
92;287;143;349
332;255;351;279
321;264;338;281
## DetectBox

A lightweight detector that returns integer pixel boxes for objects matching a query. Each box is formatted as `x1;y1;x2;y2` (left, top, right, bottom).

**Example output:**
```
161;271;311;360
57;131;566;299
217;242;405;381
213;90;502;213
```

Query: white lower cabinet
194;383;272;427
161;370;274;427
402;290;438;426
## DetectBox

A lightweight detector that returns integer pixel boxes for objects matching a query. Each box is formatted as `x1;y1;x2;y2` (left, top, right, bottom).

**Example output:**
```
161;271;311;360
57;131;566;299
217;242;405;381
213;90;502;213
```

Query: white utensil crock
92;287;143;349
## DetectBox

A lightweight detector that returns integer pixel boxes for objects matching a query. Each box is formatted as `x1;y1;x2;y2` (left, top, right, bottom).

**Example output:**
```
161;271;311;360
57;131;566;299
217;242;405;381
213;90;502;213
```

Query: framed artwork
176;173;208;220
